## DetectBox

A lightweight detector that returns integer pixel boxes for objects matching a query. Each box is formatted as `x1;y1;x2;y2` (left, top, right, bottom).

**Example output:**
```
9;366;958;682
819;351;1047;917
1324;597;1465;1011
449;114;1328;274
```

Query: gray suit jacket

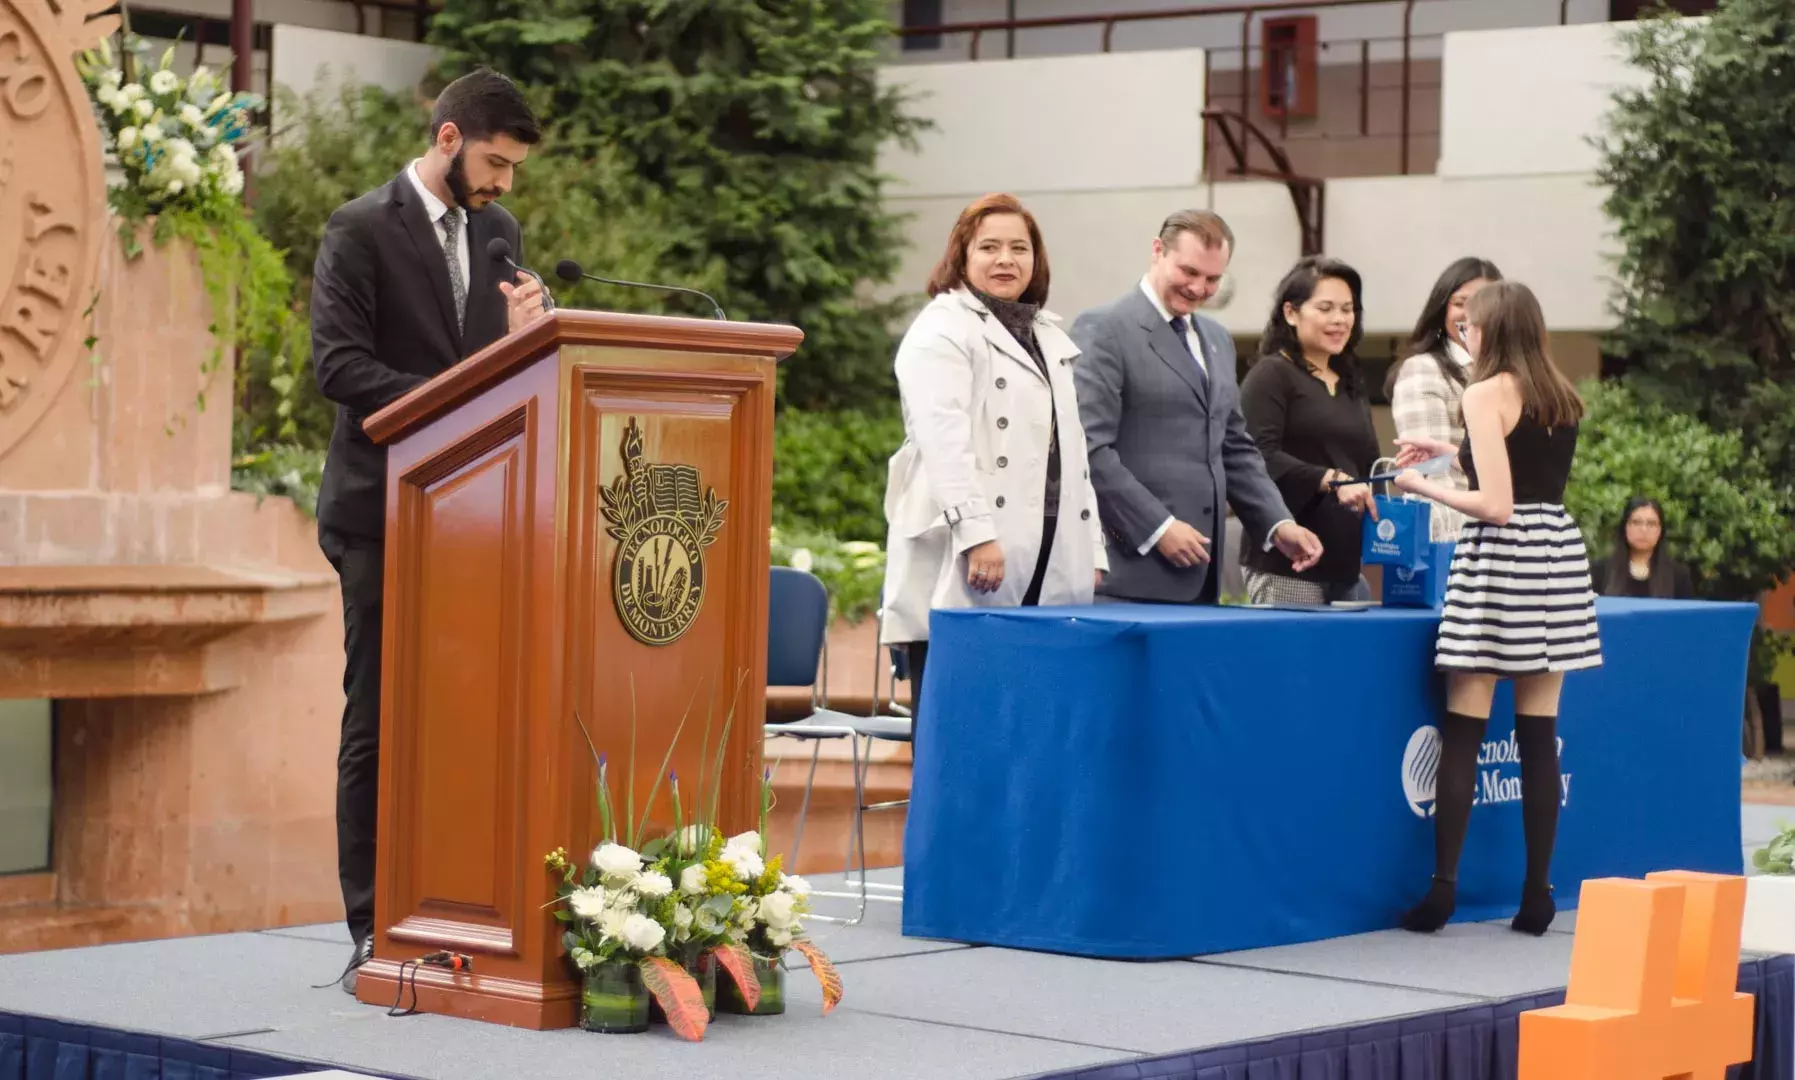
1071;287;1291;603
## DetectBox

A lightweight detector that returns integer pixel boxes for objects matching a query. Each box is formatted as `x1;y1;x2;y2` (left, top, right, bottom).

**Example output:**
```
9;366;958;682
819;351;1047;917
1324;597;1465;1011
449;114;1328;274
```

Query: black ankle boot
1511;883;1555;936
1401;877;1456;933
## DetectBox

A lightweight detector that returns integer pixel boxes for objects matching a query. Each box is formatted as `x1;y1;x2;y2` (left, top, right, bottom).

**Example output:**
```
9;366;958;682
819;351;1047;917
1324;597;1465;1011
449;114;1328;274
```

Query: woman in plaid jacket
1385;258;1503;541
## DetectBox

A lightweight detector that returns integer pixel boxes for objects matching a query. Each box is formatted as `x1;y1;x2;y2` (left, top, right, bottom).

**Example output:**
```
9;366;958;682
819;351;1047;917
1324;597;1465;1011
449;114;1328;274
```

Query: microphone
553;259;727;321
486;237;554;312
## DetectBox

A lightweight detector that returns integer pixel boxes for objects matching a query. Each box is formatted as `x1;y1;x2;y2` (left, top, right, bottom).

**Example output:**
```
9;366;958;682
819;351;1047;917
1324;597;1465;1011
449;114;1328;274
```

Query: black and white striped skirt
1436;503;1603;676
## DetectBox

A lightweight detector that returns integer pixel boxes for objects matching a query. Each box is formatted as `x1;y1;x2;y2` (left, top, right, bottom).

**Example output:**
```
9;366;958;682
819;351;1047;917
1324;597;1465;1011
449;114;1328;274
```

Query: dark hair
1465;280;1583;428
431;68;541;146
1384;257;1502;399
1258;255;1365;396
1605;497;1678;597
1158;208;1234;253
926;193;1051;306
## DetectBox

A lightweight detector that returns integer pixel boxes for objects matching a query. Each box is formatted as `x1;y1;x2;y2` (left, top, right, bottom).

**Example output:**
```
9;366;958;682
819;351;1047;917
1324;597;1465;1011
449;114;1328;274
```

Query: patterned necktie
440;207;466;332
1169;315;1209;392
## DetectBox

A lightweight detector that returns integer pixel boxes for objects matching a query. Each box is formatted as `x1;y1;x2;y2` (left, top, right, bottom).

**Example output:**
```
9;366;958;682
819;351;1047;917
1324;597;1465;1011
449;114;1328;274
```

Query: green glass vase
580;960;649;1034
718;953;785;1016
649;951;716;1023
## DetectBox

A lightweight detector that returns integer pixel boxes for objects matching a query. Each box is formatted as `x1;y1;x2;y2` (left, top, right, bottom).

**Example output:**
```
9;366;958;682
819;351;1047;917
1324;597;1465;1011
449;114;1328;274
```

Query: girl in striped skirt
1386;280;1601;937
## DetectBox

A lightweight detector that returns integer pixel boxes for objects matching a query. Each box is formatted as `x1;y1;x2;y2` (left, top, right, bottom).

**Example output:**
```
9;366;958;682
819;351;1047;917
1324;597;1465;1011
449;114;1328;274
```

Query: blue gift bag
1382;541;1456;608
1361;495;1431;571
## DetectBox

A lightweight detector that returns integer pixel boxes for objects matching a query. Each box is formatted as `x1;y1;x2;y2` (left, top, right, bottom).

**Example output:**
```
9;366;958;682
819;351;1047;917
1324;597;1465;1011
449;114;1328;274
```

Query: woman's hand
1393;435;1457;469
1392;468;1428;495
1335;482;1379;519
965;541;1005;594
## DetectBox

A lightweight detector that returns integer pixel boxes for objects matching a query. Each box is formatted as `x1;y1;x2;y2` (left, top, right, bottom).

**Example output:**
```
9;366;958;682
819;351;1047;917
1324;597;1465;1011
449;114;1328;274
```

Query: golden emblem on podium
601;417;727;646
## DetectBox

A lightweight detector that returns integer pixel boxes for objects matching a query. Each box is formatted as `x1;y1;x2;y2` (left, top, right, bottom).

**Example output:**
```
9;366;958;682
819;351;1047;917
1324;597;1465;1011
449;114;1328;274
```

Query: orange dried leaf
639;956;709;1041
790;938;842;1015
710;943;761;1011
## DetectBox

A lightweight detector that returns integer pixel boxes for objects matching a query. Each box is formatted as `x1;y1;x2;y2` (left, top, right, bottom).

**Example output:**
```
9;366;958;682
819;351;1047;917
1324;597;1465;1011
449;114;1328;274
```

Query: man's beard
446;148;474;209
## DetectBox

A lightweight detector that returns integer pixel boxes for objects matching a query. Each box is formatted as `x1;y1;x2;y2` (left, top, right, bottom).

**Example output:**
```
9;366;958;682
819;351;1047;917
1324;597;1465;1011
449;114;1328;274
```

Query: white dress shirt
408;160;469;292
1134;276;1288;558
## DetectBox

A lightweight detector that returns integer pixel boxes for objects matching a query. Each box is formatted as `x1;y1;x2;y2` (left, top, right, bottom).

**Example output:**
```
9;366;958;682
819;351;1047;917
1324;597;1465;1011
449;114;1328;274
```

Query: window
0;699;52;875
902;0;943;52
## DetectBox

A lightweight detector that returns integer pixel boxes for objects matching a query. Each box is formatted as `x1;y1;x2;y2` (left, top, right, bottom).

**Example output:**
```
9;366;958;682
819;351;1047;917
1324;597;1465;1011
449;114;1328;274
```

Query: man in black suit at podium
310;67;548;993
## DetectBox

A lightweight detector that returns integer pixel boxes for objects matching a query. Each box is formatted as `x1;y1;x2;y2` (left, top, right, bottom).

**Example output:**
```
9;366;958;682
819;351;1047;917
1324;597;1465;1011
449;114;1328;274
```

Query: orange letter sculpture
1518;871;1754;1079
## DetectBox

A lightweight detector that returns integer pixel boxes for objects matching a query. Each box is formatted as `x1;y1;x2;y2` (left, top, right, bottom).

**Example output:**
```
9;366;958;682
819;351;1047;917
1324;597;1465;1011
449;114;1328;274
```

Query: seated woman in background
880;193;1107;742
1237;255;1380;605
1590;497;1695;599
1387;257;1502;542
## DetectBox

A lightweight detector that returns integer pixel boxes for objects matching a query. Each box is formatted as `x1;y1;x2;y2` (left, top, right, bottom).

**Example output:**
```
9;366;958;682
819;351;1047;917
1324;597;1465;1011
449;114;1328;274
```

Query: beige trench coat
879;288;1107;645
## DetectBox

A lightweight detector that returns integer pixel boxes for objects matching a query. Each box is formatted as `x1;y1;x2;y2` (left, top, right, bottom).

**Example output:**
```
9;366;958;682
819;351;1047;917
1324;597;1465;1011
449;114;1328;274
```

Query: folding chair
763;567;870;924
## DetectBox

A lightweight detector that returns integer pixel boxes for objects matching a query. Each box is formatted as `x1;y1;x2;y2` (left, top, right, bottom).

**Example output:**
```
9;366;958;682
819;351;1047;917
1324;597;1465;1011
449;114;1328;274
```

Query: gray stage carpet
0;806;1783;1080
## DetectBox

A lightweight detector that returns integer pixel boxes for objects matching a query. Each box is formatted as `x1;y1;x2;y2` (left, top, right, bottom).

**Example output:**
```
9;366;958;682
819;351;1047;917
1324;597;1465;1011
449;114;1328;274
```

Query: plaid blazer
1389;347;1472;542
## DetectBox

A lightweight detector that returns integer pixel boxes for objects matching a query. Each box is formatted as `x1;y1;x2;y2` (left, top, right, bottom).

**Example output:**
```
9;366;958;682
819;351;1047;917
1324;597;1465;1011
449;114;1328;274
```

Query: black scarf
972;288;1060;516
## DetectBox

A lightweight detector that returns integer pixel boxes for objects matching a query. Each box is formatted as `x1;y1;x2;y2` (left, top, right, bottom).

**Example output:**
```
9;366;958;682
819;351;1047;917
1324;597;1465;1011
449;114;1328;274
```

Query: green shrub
772;405;902;543
771;525;885;624
1564;380;1795;603
231;441;326;517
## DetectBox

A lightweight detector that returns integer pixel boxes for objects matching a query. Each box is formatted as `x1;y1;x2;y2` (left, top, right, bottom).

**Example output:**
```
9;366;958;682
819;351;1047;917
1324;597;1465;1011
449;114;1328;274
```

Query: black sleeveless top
1460;412;1579;505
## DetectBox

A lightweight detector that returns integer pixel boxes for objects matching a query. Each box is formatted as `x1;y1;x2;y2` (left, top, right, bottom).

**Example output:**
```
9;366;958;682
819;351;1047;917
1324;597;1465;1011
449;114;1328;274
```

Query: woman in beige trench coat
880;193;1107;734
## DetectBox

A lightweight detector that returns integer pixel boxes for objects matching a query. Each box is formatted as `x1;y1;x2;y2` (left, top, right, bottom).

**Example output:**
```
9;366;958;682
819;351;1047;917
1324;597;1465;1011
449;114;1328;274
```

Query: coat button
996;496;1006;508
996;377;1007;389
1081;509;1091;520
997;417;1008;429
997;456;1008;468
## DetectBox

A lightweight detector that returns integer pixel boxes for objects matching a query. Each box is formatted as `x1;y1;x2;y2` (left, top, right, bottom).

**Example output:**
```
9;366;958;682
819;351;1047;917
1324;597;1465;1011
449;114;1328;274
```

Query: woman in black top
1590;497;1696;598
1238;256;1381;605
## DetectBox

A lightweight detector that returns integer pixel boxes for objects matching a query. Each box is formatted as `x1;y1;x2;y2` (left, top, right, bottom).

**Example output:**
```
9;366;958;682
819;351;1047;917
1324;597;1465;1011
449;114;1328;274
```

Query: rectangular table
901;597;1756;958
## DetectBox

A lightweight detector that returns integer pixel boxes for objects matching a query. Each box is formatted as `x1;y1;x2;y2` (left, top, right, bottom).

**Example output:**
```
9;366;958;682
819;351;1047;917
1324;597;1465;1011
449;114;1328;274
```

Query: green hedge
772;405;902;544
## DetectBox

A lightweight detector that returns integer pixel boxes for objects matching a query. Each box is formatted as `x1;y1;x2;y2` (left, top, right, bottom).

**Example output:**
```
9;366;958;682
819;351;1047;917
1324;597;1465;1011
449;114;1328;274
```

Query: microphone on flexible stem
485;237;555;312
553;259;727;321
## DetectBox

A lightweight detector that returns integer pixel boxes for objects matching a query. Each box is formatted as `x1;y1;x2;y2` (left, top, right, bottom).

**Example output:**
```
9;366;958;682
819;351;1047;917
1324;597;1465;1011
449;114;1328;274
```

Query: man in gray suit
1072;209;1322;604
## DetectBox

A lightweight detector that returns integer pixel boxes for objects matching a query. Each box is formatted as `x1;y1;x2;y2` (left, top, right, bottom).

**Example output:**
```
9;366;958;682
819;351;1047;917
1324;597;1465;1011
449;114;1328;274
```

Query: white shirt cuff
1140;515;1174;556
1263;519;1292;552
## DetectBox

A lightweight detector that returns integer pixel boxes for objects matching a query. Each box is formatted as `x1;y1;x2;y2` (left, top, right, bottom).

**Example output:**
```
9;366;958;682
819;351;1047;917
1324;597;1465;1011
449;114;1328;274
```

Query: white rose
166;136;195;161
725;831;762;855
758;890;798;930
567;886;607;920
789;548;813;572
163;179;183;195
768;927;793;949
132;99;153;121
178;104;204;128
119;83;143;102
781;875;811;898
148;70;178;95
674;824;711;855
209;143;235;166
139;124;163;144
116;126;138;150
592;843;642;881
620;913;666;954
221;168;244;196
636;871;673;899
678;864;708;896
109;93;132;115
100;68;121;88
189;66;213;89
96;86;118;108
722;847;763;883
673;903;694;929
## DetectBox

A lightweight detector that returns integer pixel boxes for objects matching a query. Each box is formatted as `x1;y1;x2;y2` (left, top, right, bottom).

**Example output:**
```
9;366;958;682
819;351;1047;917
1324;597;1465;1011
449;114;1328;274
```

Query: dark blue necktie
1169;315;1209;393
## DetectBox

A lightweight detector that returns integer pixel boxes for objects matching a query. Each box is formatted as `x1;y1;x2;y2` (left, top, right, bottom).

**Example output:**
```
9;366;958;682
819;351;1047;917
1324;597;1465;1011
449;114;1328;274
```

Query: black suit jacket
311;168;523;539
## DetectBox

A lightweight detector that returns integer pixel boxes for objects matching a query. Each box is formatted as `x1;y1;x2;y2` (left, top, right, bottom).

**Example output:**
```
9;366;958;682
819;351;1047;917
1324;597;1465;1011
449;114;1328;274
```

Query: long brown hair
1466;280;1583;428
926;193;1051;306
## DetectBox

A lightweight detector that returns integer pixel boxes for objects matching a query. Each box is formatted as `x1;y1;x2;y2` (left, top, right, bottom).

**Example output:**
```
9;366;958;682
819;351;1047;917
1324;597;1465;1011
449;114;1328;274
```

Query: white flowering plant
75;35;261;219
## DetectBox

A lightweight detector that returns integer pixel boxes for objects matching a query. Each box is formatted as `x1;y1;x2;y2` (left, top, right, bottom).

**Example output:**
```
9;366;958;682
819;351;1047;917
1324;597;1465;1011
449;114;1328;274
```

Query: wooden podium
351;309;803;1028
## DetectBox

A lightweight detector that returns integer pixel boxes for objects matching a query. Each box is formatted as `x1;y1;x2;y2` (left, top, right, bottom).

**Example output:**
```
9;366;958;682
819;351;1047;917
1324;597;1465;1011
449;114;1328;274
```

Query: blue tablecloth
902;597;1756;958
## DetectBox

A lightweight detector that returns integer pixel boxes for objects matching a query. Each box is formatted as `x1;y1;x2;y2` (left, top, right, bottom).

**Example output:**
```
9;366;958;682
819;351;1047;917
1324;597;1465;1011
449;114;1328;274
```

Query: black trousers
904;514;1057;766
319;525;385;945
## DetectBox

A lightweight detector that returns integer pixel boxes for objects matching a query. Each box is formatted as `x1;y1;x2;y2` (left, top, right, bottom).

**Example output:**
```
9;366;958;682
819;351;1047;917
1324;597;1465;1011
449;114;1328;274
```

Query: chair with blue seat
765;567;872;923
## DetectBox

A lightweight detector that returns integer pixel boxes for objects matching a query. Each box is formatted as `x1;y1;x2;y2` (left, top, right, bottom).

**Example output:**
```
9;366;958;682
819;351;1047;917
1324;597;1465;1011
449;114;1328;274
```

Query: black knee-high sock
1402;711;1486;932
1512;713;1561;934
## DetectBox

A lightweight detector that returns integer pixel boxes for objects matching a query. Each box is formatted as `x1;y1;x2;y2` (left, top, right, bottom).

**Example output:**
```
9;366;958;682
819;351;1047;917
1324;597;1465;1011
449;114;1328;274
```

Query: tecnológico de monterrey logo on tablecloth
1400;725;1571;819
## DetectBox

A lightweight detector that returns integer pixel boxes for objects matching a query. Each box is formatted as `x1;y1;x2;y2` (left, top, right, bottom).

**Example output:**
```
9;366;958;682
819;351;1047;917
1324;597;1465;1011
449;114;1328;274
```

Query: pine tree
1596;0;1795;493
426;0;926;411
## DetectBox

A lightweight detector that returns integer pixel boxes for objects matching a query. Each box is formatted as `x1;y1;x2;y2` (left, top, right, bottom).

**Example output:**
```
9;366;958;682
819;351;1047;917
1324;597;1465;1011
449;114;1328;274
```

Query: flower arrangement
545;679;841;1039
74;35;262;219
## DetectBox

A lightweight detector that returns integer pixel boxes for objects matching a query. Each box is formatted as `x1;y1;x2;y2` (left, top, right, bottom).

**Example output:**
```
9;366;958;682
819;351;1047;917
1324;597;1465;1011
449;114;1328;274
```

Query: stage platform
1;805;1790;1080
